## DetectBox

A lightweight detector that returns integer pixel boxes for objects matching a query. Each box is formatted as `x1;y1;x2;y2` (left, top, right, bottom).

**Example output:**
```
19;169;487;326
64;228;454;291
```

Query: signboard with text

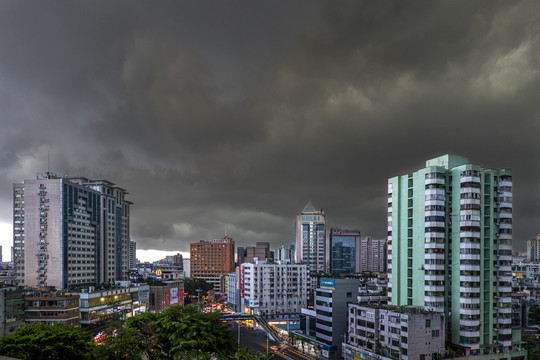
319;278;335;289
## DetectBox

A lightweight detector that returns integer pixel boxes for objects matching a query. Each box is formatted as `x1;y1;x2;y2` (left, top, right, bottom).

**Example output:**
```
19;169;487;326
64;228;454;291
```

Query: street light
195;289;202;310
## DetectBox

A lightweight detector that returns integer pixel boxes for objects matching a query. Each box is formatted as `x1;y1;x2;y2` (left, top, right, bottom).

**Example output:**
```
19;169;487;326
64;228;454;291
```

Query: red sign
239;264;244;298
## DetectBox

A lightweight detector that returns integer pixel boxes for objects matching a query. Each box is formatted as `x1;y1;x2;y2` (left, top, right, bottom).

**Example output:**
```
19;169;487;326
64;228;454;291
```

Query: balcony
460;330;480;338
461;176;480;183
460;275;480;282
460;319;480;327
498;286;512;293
498;327;512;335
425;264;445;271
460;308;480;316
460;264;480;272
425;221;445;228
460;198;480;206
499;223;512;230
459;297;480;304
424;275;445;281
424;285;445;292
425;210;445;217
498;307;512;314
499;211;512;219
499;201;512;208
460;242;480;250
460;231;481;238
459;254;480;261
425;177;445;185
460;287;480;293
498;317;512;325
425;199;445;207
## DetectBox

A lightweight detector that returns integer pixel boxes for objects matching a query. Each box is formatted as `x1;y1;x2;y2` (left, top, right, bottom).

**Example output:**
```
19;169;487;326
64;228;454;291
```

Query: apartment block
387;155;518;356
25;290;80;327
360;237;387;273
527;234;540;263
241;260;308;317
343;304;445;360
13;173;132;289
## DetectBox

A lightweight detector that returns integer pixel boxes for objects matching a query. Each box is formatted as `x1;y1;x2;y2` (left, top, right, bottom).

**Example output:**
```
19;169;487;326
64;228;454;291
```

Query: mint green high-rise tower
387;155;518;356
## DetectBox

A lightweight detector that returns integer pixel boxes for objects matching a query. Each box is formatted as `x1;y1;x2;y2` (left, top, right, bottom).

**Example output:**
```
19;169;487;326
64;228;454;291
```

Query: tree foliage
184;278;213;296
0;323;93;360
154;305;236;360
91;320;143;360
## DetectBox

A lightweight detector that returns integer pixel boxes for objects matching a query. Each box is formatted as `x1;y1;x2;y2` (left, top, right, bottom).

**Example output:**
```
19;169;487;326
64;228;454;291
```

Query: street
227;321;317;360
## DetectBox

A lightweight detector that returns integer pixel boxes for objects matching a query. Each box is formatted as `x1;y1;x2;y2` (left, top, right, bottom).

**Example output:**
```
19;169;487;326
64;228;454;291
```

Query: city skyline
0;2;539;261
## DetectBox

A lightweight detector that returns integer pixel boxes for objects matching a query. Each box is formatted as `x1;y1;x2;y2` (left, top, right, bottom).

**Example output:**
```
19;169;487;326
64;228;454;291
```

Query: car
270;346;278;351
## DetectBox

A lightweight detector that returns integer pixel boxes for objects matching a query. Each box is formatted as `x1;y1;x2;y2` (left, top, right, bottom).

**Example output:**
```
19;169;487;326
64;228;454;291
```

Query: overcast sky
0;1;538;262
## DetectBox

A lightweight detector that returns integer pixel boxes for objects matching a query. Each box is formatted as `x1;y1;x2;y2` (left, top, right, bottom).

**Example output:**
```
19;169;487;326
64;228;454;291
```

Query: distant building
129;241;136;270
527;234;540;262
329;228;361;274
190;236;234;293
242;260;308;317
25;290;80;327
295;200;326;273
182;258;190;278
360;237;387;273
274;244;295;263
343;305;446;360
239;242;271;264
226;271;240;312
0;286;25;336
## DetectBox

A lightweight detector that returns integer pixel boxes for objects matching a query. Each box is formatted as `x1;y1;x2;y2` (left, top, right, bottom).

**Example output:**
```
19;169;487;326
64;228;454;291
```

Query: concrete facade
242;260;308;317
388;155;516;355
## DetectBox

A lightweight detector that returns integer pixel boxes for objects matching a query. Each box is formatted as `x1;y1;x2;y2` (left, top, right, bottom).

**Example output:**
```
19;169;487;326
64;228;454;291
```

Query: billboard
320;278;335;289
239;264;244;298
170;288;179;305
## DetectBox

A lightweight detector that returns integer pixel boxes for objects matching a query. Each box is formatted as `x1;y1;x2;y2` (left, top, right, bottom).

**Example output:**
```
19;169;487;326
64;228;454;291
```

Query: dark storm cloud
0;1;538;257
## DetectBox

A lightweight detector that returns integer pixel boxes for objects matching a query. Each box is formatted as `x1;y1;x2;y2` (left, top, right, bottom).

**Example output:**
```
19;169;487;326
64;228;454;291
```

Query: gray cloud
0;1;538;258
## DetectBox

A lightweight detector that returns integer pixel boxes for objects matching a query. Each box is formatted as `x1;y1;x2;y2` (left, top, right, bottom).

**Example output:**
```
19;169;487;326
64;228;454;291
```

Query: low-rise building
0;286;24;336
148;280;183;313
25;290;80;327
344;304;445;360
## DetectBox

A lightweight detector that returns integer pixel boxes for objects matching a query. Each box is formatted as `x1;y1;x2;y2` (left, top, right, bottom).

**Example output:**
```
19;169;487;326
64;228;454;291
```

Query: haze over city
0;1;539;262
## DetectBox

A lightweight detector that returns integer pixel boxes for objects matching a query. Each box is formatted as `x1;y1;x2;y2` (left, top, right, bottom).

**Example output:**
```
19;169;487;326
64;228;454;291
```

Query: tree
526;335;540;360
91;320;142;360
0;323;93;360
126;312;159;360
155;305;237;360
184;278;214;296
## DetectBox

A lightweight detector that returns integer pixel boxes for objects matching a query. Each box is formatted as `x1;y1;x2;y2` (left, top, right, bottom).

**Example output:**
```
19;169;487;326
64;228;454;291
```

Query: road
227;321;317;360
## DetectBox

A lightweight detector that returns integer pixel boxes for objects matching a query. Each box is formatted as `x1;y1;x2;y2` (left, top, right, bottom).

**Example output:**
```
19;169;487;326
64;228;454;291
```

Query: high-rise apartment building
329;228;361;274
190;236;234;293
387;155;516;355
359;237;387;273
527;234;540;262
13;173;132;289
295;200;326;273
70;178;132;283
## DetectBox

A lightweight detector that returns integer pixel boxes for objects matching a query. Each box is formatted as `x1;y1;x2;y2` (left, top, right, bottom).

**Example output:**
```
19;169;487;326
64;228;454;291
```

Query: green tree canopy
0;323;93;360
155;305;236;360
184;278;213;296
